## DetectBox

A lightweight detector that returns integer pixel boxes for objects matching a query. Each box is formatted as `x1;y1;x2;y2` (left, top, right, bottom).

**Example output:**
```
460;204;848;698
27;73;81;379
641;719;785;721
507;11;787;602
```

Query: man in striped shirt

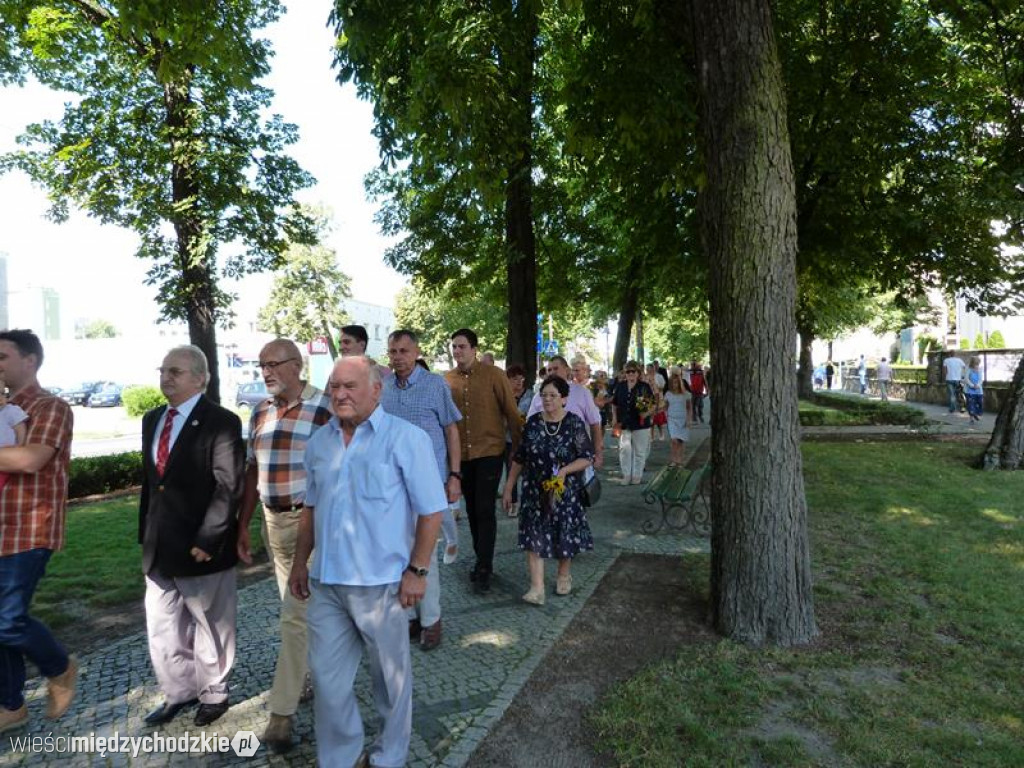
238;339;331;752
0;330;77;732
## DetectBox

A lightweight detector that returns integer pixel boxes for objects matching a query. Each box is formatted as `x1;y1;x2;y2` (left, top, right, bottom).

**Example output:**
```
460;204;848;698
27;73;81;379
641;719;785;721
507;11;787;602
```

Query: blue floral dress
515;412;595;559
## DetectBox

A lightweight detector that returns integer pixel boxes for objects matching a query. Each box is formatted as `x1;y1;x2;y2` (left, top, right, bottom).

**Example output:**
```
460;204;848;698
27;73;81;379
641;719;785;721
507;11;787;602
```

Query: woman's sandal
555;574;573;596
522;588;546;606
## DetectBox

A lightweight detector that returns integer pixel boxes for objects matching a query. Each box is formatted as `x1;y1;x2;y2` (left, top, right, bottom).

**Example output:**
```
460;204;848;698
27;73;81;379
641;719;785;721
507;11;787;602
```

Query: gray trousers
308;580;412;768
144;568;236;705
408;544;441;627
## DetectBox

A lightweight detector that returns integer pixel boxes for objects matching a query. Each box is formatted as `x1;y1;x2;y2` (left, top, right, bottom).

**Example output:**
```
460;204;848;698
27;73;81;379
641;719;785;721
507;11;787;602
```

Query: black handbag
582;472;602;507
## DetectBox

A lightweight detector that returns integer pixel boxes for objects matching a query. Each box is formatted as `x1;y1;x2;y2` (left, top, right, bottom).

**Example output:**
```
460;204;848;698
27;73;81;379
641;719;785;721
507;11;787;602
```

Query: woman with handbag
502;376;594;604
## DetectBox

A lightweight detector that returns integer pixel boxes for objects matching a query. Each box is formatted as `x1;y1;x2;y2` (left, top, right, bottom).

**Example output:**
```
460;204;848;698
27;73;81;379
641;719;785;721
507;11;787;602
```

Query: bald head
327;355;381;429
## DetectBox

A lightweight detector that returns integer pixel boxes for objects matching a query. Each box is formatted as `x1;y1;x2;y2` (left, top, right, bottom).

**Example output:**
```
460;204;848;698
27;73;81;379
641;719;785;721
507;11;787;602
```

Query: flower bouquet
634;394;657;418
540;473;565;515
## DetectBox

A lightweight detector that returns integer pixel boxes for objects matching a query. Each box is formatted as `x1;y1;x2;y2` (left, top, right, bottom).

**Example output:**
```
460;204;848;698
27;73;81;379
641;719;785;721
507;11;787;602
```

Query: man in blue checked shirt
381;329;462;652
289;355;445;768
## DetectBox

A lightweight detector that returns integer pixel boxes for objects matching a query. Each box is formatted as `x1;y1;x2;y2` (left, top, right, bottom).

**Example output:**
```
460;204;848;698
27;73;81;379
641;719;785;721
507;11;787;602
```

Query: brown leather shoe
46;656;78;719
420;619;442;651
409;618;422;642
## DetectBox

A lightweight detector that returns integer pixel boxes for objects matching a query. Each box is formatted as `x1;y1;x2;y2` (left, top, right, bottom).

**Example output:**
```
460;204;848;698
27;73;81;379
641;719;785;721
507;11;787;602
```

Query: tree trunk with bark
693;0;817;646
797;321;815;399
503;0;539;386
613;282;639;374
164;74;222;403
982;353;1024;469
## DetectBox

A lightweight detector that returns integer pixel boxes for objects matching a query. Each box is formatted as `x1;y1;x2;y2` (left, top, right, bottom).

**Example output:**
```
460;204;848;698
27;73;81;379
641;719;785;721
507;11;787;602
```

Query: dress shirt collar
168;392;202;421
329;402;385;437
395;365;424;389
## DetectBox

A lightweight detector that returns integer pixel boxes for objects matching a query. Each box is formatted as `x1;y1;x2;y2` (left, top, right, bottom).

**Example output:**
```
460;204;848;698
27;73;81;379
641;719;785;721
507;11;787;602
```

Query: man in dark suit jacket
140;345;243;728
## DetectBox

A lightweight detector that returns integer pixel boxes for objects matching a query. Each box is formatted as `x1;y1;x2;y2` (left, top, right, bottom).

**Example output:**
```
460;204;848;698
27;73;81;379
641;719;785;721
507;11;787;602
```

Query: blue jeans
947;381;959;412
0;548;69;709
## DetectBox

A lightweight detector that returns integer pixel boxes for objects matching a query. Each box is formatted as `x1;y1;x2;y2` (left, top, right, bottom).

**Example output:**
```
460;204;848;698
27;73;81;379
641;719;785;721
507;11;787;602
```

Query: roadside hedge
69;451;143;500
122;386;165;418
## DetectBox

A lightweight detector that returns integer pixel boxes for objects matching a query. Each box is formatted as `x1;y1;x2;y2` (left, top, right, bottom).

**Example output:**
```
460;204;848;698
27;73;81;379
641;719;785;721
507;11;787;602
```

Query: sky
0;0;407;334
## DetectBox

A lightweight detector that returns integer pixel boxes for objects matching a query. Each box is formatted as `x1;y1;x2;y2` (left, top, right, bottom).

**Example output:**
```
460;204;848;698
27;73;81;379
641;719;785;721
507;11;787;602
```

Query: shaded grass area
591;442;1024;766
33;496;267;628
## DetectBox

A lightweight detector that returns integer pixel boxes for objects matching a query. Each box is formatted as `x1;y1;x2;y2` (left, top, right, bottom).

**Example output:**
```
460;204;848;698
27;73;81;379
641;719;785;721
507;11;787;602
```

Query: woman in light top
662;370;693;467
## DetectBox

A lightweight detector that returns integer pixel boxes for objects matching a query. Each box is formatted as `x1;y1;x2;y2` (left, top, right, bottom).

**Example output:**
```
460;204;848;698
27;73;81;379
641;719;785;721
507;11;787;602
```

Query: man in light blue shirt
381;330;462;651
289;356;445;768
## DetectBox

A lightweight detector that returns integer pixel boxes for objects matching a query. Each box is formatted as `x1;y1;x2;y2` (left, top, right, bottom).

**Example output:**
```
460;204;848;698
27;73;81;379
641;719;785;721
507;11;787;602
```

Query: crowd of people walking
0;322;710;766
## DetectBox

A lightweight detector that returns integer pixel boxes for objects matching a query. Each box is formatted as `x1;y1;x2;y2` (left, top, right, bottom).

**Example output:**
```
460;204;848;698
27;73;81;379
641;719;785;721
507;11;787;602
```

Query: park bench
640;461;711;535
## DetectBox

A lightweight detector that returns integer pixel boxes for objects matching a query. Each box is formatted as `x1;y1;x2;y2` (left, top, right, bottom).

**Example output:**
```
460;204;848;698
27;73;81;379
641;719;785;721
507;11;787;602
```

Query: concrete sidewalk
1;428;711;767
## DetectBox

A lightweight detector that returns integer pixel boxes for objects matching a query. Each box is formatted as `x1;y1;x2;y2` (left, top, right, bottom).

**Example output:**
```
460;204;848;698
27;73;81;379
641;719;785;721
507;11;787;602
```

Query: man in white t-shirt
942;354;966;413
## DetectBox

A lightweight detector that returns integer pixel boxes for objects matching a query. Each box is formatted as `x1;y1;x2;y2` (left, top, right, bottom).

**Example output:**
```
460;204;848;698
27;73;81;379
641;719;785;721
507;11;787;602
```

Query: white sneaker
443;544;459;565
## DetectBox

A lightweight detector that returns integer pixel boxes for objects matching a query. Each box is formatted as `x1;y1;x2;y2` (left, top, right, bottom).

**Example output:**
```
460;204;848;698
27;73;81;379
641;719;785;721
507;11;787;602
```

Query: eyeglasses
259;358;297;371
157;367;190;377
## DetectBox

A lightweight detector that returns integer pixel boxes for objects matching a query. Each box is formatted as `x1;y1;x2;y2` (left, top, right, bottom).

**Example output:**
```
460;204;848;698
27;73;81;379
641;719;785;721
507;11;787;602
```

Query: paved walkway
1;427;712;767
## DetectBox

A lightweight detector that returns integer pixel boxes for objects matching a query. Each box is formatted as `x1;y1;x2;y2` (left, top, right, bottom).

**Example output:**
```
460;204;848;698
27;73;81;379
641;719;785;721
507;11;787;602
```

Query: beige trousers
262;507;309;716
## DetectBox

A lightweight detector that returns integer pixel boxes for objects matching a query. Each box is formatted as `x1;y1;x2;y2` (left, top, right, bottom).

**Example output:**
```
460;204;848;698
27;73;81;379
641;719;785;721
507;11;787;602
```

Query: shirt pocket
362;463;400;500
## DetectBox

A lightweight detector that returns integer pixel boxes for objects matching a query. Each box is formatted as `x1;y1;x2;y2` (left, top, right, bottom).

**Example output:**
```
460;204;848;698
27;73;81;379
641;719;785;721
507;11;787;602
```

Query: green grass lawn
33;497;267;628
591;441;1024;766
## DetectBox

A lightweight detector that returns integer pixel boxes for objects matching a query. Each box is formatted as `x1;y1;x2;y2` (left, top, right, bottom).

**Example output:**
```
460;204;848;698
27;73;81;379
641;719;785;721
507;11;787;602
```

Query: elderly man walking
289;356;445;767
0;330;77;732
444;329;522;593
140;345;243;728
237;339;332;752
381;330;462;651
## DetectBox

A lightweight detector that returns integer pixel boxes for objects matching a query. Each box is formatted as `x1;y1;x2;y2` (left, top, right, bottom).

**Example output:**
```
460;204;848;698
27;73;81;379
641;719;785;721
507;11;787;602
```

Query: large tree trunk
164;75;222;403
613;281;639;374
982;353;1024;469
797;320;815;399
693;0;817;646
504;0;539;386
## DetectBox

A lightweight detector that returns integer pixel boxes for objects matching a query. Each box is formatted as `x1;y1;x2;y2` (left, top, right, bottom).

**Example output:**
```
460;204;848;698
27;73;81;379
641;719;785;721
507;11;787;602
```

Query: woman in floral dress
502;376;594;605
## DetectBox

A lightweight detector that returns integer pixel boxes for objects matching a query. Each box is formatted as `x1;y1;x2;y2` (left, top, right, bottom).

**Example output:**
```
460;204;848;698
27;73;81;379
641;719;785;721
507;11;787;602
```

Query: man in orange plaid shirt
0;330;77;732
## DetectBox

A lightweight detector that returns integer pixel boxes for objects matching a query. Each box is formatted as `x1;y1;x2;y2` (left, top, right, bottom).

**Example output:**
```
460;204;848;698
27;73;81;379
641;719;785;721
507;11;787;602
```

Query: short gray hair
167;344;209;387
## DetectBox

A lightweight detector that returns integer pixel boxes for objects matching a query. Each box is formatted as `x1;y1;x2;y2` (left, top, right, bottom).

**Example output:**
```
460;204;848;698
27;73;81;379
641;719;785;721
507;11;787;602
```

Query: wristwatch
448;471;462;480
406;564;429;577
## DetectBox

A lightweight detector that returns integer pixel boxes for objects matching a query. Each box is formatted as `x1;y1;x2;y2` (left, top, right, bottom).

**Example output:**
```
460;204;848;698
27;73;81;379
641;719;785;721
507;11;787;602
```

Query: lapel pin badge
191;420;199;427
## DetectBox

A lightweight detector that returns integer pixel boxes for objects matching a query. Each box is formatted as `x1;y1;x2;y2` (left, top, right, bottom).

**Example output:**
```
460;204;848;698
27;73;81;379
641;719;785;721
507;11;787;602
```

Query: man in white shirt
942;354;967;413
876;358;893;401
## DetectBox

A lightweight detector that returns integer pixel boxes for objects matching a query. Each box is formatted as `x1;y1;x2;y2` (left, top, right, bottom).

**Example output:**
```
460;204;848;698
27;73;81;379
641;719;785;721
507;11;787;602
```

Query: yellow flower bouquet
634;394;657;417
541;475;566;500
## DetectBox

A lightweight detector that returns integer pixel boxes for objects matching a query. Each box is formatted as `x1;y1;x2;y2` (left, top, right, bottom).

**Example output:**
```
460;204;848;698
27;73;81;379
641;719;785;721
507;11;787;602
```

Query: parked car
60;382;103;406
87;383;124;408
235;381;269;410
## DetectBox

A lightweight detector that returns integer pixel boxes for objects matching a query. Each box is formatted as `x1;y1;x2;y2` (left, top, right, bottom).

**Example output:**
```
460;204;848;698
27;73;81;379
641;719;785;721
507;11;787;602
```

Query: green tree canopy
0;0;315;401
257;209;352;360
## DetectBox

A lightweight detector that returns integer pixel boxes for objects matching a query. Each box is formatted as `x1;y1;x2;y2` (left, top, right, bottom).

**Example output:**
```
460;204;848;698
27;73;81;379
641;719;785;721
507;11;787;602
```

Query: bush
69;451;143;499
960;338;970;350
988;330;1006;348
121;385;165;418
807;392;930;427
974;333;986;350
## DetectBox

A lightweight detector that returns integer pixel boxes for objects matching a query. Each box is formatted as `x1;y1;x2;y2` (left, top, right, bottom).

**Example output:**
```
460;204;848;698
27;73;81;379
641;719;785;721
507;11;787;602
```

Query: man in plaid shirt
237;339;331;753
0;330;77;732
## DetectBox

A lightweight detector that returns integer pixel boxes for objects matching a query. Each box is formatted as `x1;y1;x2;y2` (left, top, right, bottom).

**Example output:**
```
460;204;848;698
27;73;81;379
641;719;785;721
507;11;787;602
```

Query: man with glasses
140;345;243;728
237;339;332;752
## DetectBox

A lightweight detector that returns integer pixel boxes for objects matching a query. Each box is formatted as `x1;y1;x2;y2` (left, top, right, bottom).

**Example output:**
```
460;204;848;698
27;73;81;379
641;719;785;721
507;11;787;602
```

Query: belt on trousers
263;502;304;513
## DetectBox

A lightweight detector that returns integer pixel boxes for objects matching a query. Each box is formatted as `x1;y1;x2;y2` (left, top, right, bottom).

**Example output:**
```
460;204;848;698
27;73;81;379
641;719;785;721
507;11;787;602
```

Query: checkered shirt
0;384;73;555
246;383;333;509
381;365;461;479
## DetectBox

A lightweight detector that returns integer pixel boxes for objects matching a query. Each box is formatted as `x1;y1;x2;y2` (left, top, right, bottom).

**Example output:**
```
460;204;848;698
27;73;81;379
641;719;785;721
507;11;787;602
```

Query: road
69;405;249;457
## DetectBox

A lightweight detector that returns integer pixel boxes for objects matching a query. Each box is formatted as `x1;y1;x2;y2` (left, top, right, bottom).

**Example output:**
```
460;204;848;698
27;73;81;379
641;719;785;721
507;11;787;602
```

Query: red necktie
156;408;178;477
